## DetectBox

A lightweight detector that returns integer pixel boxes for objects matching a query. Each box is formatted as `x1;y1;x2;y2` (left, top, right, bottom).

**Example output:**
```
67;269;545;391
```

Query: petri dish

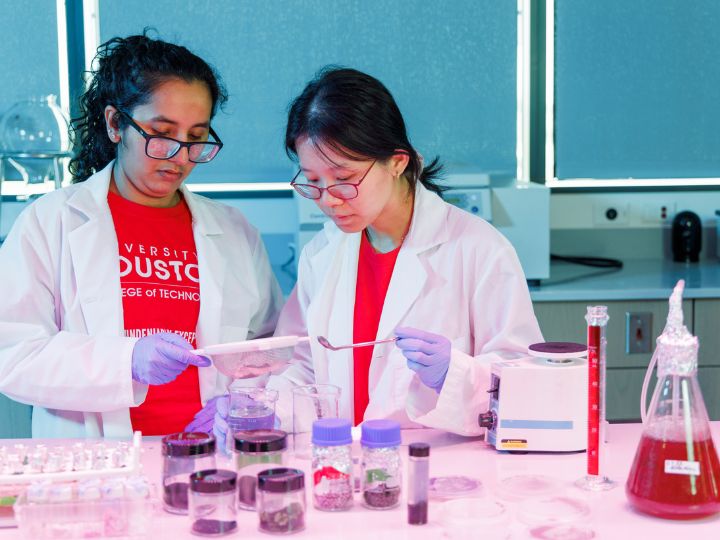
441;498;509;540
494;474;563;502
517;496;592;527
429;476;482;500
524;524;595;540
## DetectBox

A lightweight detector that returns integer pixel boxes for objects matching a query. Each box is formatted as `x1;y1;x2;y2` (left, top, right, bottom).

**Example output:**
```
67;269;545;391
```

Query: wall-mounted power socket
593;203;630;227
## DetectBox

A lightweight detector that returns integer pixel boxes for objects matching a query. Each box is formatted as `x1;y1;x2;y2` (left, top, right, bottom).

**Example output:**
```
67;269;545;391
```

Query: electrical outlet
626;312;653;354
641;202;676;225
593;203;629;227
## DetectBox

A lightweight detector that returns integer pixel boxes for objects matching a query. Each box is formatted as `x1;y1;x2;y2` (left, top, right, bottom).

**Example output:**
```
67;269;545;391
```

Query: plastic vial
189;469;237;537
233;429;287;511
257;468;306;535
162;432;216;515
408;443;430;524
360;419;402;510
312;418;353;511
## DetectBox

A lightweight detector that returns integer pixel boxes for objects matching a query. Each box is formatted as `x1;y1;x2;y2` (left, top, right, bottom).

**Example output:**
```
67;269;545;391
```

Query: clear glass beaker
292;384;340;459
226;387;278;453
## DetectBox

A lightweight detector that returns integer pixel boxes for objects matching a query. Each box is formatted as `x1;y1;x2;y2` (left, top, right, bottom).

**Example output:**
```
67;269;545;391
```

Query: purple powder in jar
259;502;305;533
314;486;353;511
163;482;188;511
191;518;238;535
363;484;400;508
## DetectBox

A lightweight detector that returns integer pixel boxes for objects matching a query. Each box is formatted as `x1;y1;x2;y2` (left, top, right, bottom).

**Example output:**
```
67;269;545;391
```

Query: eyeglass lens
146;138;220;163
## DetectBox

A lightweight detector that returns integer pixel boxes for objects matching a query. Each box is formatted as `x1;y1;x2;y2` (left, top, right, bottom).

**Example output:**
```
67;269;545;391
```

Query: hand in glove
213;395;230;454
395;327;451;392
185;395;225;435
131;332;210;385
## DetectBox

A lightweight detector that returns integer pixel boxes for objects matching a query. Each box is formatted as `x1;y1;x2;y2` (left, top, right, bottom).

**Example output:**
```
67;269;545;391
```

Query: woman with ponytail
0;33;282;438
256;67;543;437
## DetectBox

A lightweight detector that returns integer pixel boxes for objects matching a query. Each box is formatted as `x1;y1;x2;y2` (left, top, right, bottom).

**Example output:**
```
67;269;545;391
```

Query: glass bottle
407;442;430;525
360;419;402;510
626;280;720;519
189;469;238;536
161;432;216;515
233;429;287;510
311;418;353;511
257;468;306;535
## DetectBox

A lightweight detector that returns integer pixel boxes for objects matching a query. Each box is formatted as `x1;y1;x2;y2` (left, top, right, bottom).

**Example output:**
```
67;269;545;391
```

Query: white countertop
531;259;720;301
2;423;719;539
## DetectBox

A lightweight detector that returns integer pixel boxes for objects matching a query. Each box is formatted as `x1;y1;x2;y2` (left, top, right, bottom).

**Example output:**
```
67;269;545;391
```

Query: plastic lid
409;443;430;457
257;468;305;493
234;429;287;453
312;418;352;446
428;476;482;500
517;496;591;527
162;432;216;457
360;419;401;448
494;475;562;502
189;469;237;494
528;342;587;359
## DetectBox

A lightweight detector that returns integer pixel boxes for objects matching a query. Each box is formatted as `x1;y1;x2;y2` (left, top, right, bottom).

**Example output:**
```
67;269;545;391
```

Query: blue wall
0;0;60;117
98;0;517;183
555;0;720;180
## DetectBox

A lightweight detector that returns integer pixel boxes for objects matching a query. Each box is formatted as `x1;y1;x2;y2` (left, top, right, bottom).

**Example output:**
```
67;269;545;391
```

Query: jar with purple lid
162;432;216;514
361;419;402;510
189;469;237;537
312;418;353;511
233;429;287;511
257;468;306;534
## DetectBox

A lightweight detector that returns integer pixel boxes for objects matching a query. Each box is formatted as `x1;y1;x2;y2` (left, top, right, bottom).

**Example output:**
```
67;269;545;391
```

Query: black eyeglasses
290;161;375;200
116;109;223;163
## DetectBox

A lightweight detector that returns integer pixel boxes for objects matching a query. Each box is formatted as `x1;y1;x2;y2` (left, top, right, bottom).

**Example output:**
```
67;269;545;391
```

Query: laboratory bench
530;259;720;422
1;424;719;539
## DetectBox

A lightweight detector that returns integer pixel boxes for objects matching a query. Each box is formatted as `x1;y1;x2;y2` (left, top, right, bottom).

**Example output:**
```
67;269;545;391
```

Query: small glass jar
360;419;402;510
257;468;306;535
233;429;287;510
311;418;353;511
162;432;216;514
189;469;237;537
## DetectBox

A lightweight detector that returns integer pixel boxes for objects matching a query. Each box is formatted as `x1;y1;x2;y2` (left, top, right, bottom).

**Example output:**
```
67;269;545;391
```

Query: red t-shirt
352;232;401;426
108;190;202;435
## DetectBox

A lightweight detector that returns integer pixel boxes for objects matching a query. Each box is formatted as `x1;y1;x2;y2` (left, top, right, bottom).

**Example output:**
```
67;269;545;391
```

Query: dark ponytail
285;66;445;195
69;30;227;182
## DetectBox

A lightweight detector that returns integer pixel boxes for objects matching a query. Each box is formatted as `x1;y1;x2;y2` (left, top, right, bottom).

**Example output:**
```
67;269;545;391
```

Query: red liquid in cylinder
626;434;720;519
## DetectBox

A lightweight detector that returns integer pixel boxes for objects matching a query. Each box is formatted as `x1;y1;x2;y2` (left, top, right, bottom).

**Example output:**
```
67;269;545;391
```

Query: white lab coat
0;162;283;438
268;183;543;436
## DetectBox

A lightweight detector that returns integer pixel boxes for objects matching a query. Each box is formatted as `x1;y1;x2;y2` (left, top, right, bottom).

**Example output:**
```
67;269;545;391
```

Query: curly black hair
69;30;227;182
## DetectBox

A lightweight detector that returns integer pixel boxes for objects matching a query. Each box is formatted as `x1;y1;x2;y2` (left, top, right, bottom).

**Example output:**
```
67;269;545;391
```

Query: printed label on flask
664;459;701;476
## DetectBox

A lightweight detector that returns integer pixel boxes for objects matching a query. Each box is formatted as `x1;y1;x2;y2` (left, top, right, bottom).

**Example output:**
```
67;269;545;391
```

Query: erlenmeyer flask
626;281;720;519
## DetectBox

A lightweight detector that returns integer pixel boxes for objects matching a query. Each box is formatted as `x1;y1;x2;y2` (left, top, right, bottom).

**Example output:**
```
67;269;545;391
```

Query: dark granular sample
163;482;189;511
408;501;428;524
238;475;257;508
191;518;238;535
259;502;306;533
363;484;400;508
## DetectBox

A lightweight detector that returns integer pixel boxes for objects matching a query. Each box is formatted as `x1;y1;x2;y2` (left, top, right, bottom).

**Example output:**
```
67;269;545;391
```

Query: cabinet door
693;299;720;368
533;300;693;369
533;300;693;421
0;394;32;438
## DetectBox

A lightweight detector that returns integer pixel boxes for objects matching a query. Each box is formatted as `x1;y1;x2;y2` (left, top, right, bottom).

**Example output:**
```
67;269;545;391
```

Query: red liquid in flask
626;434;720;519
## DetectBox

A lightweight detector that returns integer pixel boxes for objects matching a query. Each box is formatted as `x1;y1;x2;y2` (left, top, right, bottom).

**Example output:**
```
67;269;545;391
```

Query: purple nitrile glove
395;327;451;392
131;332;210;385
184;395;225;434
213;395;230;454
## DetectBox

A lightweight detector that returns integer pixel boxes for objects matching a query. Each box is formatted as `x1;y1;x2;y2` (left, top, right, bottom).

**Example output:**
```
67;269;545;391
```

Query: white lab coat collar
305;183;451;419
